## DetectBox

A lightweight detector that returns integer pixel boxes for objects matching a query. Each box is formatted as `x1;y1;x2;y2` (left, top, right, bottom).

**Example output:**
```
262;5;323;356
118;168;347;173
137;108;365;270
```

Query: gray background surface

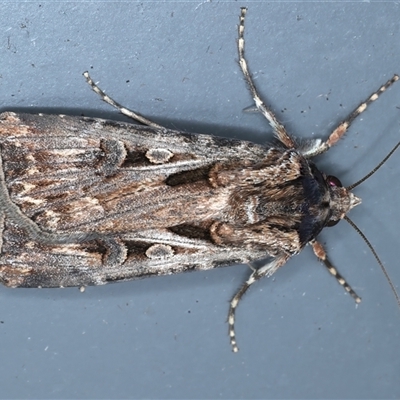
1;1;400;399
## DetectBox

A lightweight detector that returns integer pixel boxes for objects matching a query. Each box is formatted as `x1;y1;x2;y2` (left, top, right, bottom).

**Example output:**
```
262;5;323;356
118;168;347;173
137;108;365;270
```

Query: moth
0;8;398;352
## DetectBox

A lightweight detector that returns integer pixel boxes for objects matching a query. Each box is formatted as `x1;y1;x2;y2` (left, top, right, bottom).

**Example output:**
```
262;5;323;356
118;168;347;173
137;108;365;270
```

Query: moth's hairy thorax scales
208;148;335;255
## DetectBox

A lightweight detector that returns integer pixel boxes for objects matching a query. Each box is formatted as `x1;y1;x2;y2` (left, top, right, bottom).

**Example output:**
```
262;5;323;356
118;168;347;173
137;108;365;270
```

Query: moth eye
327;175;342;188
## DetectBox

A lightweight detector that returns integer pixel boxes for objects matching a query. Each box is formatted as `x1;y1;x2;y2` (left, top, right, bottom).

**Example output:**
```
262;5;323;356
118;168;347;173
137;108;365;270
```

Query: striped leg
311;240;361;303
320;74;400;155
238;8;296;149
228;254;289;352
238;8;399;158
83;71;164;129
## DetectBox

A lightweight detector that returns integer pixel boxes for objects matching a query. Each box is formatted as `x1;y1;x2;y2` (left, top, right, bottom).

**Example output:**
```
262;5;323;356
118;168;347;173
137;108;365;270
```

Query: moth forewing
0;8;398;353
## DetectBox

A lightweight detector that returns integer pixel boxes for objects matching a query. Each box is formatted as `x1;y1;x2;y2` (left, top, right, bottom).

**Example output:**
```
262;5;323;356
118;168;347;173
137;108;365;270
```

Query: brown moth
0;8;398;352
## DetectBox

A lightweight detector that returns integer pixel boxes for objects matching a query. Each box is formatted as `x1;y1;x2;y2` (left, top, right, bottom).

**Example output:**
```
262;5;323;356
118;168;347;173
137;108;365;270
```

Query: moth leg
238;8;296;149
83;71;164;129
310;239;361;303
228;254;289;352
303;74;399;158
247;262;256;272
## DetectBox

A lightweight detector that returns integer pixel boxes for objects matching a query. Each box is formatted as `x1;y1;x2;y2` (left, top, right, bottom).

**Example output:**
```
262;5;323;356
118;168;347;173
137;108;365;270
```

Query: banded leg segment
238;9;399;158
238;9;326;156
83;72;164;130
321;74;400;154
311;240;361;303
228;254;289;352
238;8;296;149
301;75;399;157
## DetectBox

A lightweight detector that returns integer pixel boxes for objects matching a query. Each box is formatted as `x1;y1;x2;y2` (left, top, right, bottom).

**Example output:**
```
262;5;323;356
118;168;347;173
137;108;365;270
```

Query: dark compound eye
327;175;342;187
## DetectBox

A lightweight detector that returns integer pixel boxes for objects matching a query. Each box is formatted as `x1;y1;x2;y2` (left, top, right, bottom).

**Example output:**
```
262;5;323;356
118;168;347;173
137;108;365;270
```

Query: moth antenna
83;71;164;129
347;141;400;190
344;216;400;308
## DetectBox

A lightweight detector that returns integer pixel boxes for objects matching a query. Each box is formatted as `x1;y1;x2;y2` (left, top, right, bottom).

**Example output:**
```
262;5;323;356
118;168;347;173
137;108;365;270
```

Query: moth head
322;142;400;311
325;141;400;228
326;175;361;226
